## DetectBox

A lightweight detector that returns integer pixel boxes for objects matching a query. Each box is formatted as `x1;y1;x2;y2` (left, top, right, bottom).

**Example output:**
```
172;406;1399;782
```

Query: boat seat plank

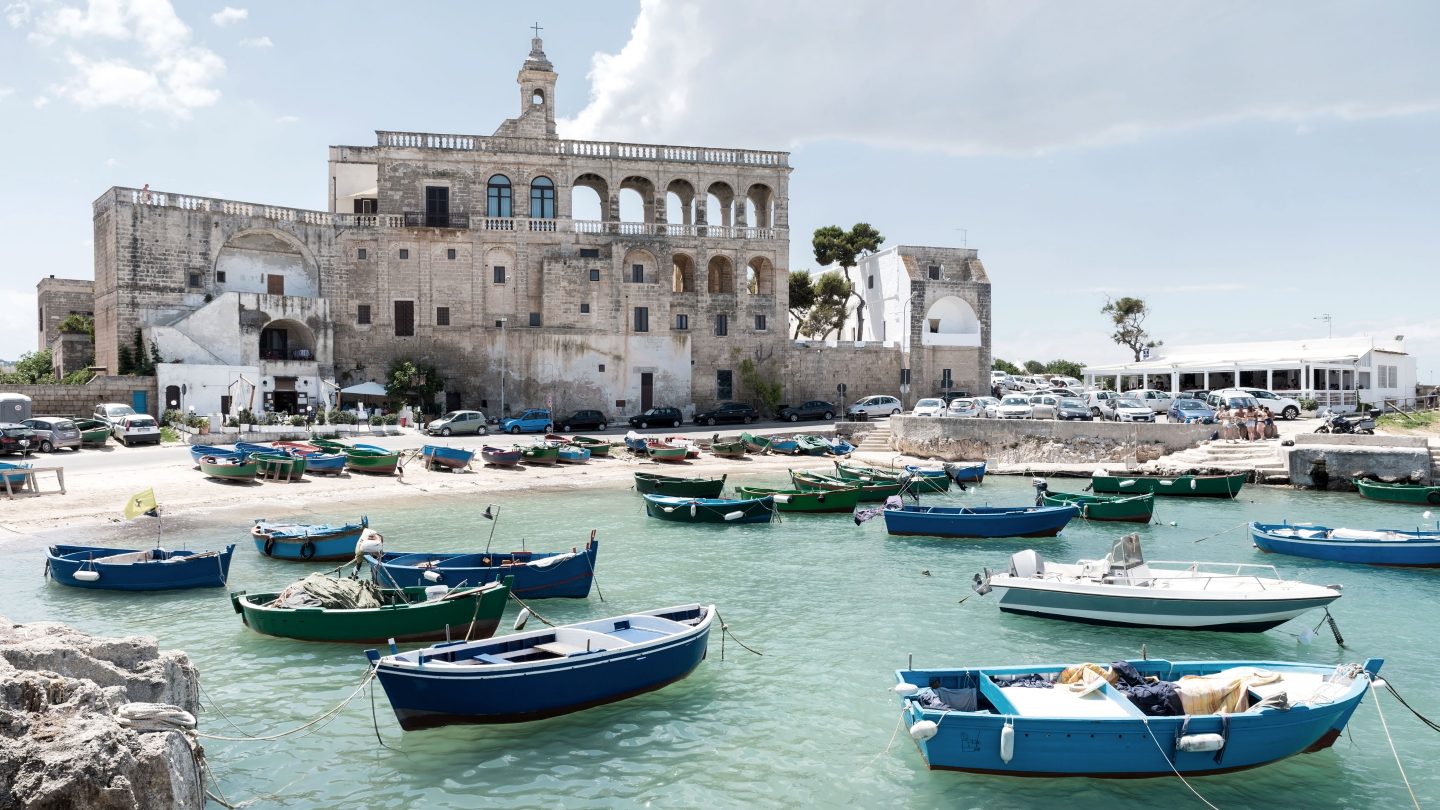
535;640;604;656
998;684;1136;718
472;653;510;665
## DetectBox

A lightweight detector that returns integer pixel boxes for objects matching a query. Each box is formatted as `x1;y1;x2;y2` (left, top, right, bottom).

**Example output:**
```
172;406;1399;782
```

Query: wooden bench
2;465;66;499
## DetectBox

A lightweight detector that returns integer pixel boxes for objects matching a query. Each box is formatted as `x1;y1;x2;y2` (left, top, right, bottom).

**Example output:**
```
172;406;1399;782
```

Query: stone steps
1144;439;1289;482
854;427;892;452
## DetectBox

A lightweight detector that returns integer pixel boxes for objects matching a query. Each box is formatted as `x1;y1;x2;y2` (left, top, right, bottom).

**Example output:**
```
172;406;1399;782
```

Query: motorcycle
1314;408;1377;435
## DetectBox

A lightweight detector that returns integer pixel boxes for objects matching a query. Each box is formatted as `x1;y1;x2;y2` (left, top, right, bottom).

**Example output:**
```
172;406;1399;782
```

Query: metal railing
402;212;470;229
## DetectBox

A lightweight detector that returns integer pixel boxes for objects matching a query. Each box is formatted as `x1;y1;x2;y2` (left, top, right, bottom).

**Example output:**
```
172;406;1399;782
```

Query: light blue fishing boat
251;517;370;561
824;437;855;455
896;657;1383;776
422;444;476;470
882;504;1078;538
189;444;244;465
556;444;591;464
0;460;33;490
1252;521;1440;567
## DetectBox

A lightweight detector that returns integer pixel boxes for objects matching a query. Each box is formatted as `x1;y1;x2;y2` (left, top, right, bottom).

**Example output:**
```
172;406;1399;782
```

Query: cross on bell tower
496;23;558;138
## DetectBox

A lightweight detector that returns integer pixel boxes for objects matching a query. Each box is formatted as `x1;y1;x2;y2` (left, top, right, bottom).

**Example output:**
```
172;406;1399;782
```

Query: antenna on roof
1314;313;1332;339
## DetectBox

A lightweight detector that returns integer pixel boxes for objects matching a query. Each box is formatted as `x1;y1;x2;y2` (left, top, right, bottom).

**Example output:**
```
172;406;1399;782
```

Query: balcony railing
260;349;316;361
373;131;790;168
403;212;470;229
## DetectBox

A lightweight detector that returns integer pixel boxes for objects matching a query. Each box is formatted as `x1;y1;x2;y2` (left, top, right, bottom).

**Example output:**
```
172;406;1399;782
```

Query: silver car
426;410;488;436
846;395;903;419
21;417;81;452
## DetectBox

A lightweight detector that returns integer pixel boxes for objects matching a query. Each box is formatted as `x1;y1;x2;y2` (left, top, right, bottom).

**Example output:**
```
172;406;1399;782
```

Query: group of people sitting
1215;404;1277;442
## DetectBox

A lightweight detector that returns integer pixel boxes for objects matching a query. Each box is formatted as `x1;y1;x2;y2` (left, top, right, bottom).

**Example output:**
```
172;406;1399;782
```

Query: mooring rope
507;592;558;627
713;610;763;659
1190;522;1250;544
1138;716;1222;810
1368;677;1422;810
1381;679;1440;733
865;707;908;769
195;669;376;742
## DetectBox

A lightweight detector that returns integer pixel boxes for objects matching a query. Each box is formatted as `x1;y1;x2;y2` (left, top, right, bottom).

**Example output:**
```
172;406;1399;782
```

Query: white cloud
238;35;271;48
562;0;1440;155
104;156;119;166
32;95;49;108
0;86;13;100
21;0;226;118
210;6;245;26
4;1;30;27
273;114;297;124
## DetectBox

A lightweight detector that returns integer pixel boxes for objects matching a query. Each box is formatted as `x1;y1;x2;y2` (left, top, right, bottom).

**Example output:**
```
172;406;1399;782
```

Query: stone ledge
1291;433;1430;448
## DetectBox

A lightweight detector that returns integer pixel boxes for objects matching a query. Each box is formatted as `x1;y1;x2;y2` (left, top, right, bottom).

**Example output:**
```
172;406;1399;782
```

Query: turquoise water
4;476;1439;808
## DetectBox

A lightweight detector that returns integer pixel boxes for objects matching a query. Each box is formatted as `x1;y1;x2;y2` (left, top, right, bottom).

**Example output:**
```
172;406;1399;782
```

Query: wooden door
641;373;654;412
267;274;285;295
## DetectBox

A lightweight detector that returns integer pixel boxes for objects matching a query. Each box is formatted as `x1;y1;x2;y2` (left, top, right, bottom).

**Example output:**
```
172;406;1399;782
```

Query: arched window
531;89;545;106
487;175;512;218
529;176;555;219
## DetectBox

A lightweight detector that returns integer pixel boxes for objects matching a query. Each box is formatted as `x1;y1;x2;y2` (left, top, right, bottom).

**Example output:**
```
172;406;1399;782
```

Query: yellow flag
124;489;158;520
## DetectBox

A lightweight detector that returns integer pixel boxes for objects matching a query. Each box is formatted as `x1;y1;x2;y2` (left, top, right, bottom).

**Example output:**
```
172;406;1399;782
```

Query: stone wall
889;416;1214;464
781;343;903;411
6;376;157;418
1287;445;1432;489
49;333;95;378
36;277;95;352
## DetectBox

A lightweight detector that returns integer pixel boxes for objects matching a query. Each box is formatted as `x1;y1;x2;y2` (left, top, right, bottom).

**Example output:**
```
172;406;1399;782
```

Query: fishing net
273;573;385;609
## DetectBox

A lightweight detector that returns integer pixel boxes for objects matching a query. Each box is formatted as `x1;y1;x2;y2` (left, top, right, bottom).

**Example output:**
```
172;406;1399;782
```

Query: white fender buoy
74;570;101;582
893;682;920;697
690;503;698;518
423;570;442;583
1190;478;1198;490
909;720;938;742
355;528;384;557
424;584;448;601
773;494;791;504
1298;628;1316;645
723;511;745;521
1176;733;1225;753
1424;511;1433;520
513;607;531;631
1000;722;1015;763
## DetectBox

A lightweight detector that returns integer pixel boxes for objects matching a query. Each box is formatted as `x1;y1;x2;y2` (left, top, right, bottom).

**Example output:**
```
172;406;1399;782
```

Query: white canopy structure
340;381;388;397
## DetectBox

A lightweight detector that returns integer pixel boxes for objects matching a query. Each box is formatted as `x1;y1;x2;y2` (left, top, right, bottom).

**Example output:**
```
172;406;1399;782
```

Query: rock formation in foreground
0;617;205;809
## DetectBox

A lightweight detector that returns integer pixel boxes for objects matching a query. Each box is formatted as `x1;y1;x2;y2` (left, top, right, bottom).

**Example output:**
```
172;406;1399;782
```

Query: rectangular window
353;198;377;214
357;248;367;261
716;370;733;400
425;185;450;227
399;248;410;260
436;306;450;326
188;272;201;288
715;314;728;337
393;301;414;336
580;303;591;314
529;312;541;327
928;264;941;280
493;266;506;284
447;248;457;261
589;269;600;281
357;304;371;325
216;270;226;282
675;313;689;330
867;276;874;289
631;264;644;283
579;248;600;258
755;314;767;331
634;306;649;332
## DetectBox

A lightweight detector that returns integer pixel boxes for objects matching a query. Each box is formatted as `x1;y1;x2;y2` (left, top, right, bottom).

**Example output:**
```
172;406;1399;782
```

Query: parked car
21;417;81;452
1048;376;1085;391
1045;387;1084;398
996;395;1034;419
501;409;553;434
0;423;36;456
555;409;609;432
912;398;948;417
777;400;836;422
972;396;1001;418
1027;394;1060;419
1167;398;1216;424
1086;390;1120;419
846;395;903;420
947;398;982;418
426;410;487;436
1239;388;1303;420
694;402;758;426
1054;397;1093;421
1124;388;1175;414
628;407;683;429
112;413;161;446
1177;389;1209;400
94;403;138;426
1206;389;1262;412
1110;398;1155;423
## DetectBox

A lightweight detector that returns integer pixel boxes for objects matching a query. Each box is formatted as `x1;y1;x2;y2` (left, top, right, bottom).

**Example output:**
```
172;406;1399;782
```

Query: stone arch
922;295;981;346
745;184;774;229
485;246;516;285
666;179;697;227
259;317;316;361
214;228;320;298
745;256;775;295
571;173;608;221
531;87;546;106
623;248;657;284
707;255;735;294
619;175;656;224
672;253;696;293
705;182;735;228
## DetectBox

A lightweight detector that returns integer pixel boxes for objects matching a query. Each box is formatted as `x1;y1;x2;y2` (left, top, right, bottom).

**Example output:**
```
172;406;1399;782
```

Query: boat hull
990;582;1339;631
1354;478;1440;505
1091;473;1245;498
481;446;522;466
200;458;258;479
883;505;1079;538
944;461;987;483
373;542;599;598
792;470;900;501
1251;522;1440;566
643;494;775;524
232;580;510;643
733;485;859;513
251;453;306;478
569;437;613;457
251;520;369;561
710;441;747;458
634;472;727;498
898;658;1381;777
1042;492;1155;523
521;445;560;465
345;452;399;475
47;544;236;590
557;446;591;464
422;445;476;470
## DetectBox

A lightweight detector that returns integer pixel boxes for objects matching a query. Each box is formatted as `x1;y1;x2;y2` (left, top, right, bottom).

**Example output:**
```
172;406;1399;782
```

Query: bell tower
496;26;558;139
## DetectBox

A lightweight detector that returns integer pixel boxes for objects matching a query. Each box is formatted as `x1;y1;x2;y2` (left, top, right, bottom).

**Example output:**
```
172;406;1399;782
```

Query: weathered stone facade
4;376;158;418
35;277;95;375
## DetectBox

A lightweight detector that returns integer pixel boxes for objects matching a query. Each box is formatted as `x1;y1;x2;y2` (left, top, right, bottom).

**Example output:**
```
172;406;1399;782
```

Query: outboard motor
1007;549;1045;579
1032;478;1049;506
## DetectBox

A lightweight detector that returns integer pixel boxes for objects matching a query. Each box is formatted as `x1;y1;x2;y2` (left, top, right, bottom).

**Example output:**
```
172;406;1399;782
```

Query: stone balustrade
373;130;790;167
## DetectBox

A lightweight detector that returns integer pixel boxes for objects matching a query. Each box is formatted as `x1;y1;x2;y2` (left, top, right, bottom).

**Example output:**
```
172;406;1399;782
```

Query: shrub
159;426;181;443
162;409;183;426
1300;398;1319;411
226;417;240;428
383;414;399;425
185;413;207;429
237;408;256;426
369;414;384;426
287;415;307;426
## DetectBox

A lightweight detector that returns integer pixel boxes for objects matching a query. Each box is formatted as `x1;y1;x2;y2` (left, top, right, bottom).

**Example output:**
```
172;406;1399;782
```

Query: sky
1;0;1437;381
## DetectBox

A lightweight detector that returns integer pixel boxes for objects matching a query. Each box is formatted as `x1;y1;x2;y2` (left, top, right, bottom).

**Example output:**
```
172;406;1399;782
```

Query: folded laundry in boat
991;673;1054;689
915;686;978;711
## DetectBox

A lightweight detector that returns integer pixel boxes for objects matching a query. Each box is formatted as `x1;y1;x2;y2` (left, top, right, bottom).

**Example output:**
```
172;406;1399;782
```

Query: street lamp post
498;318;507;419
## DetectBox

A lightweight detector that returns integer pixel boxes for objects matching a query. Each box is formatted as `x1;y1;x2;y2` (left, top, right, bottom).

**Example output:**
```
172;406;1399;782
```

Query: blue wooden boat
46;543;236;590
1252;521;1440;567
0;460;33;490
944;461;987;484
422;444;476;470
768;437;801;455
365;603;714;730
189;444;244;465
882;504;1078;538
903;465;953;493
896;657;1383;776
624;434;650;454
252;517;370;561
824;437;855;455
556;444;591;464
234;441;278;456
481;445;523;466
371;537;599;598
643;494;775;524
269;442;347;475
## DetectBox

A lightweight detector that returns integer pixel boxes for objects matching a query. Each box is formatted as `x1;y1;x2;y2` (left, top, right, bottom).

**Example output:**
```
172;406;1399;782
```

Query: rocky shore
0;618;204;809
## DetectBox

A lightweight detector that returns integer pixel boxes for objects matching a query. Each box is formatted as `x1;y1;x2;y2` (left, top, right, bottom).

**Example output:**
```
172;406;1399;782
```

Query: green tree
992;358;1022;375
1101;296;1162;361
58;314;94;337
787;271;817;338
1023;360;1046;374
386;359;444;413
0;350;56;384
738;358;783;414
812;222;884;340
1044;359;1085;379
117;342;134;375
799;271;853;339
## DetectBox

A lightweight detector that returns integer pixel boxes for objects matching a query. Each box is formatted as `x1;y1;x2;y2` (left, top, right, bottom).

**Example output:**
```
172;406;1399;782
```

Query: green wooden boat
740;432;770;453
230;576;513;643
251;452;307;479
734;485;860;513
1355;478;1440;505
710;439;747;458
634;471;727;497
791;469;901;502
794;435;830;456
834;460;901;482
1090;472;1246;498
520;443;560;465
1041;491;1155;523
344;449;399;475
199;455;259;480
74;418;111;446
569;436;614;457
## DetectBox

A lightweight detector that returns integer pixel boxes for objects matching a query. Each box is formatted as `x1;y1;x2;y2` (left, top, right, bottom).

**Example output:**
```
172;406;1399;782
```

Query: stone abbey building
72;36;987;419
